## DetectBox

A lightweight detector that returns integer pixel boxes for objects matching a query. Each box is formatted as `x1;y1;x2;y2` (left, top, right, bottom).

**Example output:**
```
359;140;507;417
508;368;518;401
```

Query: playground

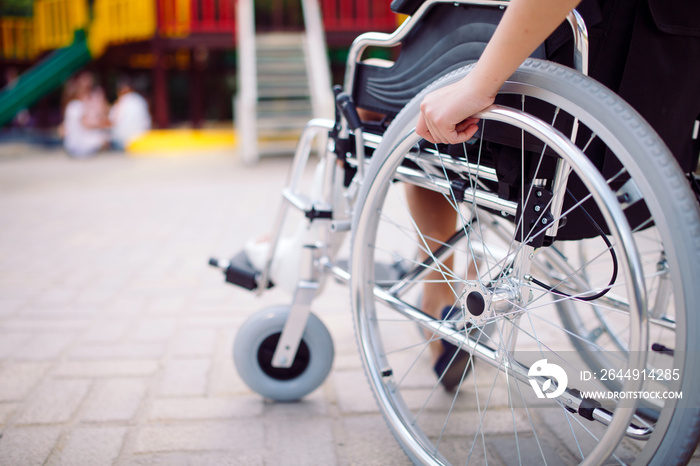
1;0;397;159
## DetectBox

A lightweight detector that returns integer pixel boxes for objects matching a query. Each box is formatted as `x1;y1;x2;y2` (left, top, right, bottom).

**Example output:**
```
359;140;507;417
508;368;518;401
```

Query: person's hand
416;74;497;145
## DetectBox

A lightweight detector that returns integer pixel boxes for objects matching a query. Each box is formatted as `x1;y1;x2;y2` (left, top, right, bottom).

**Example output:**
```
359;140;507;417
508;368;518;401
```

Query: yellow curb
126;129;237;157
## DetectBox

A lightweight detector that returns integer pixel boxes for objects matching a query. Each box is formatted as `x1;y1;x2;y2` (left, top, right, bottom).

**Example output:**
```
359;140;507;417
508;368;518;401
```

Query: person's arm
416;0;581;144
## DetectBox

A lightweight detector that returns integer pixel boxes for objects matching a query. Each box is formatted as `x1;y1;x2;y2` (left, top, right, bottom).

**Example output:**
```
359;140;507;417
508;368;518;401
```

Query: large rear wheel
350;60;700;465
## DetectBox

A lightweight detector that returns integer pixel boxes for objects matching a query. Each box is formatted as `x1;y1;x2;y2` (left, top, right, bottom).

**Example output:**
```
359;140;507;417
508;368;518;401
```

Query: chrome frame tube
258;118;335;295
271;245;320;368
566;9;589;76
408;147;500;183
393;163;518;214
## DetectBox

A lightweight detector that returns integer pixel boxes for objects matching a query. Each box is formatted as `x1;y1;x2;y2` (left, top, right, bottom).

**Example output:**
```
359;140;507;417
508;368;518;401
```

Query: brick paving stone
133;420;265;453
79;378;148;422
208;353;250;396
145;296;188;315
131;319;176;342
0;426;62;466
180;315;241;328
68;342;166;360
0;362;49;401
54;360;159;378
13;332;75;361
171;328;218;357
0;298;26;318
0;282;42;301
81;319;132;343
0;332;33;359
58;270;98;288
261;388;330;418
15;379;91;425
265;417;338;465
119;451;265;466
47;426;127;466
1;318;91;333
31;287;80;307
158;358;211;396
148;395;263;421
338;415;411;466
104;297;149;317
0;402;18;426
488;433;574;466
123;281;195;300
332;369;381;414
73;289;120;306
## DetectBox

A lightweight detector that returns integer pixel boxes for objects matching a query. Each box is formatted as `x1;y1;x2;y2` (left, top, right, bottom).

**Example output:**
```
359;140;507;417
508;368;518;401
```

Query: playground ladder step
258;77;308;88
255;32;306;47
236;3;334;163
257;62;307;73
258;89;311;100
252;31;314;151
258;99;314;115
257;138;300;156
257;114;310;131
257;72;308;84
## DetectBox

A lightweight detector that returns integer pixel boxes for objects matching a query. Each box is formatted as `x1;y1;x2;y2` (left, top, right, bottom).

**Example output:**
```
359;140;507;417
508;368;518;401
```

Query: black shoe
433;306;473;391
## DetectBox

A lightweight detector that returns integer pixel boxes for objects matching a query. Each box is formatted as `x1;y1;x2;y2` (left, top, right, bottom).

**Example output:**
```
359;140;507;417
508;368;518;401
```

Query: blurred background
0;0;401;160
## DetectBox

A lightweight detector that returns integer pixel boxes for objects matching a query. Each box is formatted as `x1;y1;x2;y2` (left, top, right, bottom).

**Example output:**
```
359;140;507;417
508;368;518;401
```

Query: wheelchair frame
211;1;700;464
258;0;592;375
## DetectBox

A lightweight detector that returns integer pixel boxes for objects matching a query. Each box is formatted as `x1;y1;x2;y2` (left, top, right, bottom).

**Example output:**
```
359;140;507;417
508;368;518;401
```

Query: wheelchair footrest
209;251;273;291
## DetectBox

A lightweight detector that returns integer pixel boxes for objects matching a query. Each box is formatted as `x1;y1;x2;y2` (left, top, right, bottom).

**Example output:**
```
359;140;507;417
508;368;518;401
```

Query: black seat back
352;3;545;118
390;0;425;15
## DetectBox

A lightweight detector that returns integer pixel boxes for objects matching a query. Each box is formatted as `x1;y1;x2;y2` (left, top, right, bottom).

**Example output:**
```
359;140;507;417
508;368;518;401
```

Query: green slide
0;30;92;127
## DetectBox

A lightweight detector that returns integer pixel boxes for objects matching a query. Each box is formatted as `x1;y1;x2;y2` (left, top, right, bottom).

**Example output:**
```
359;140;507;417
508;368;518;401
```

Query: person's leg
405;184;458;363
406;183;480;390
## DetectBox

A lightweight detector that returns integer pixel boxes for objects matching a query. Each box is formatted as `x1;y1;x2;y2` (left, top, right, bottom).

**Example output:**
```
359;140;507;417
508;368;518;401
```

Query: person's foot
433;306;473;391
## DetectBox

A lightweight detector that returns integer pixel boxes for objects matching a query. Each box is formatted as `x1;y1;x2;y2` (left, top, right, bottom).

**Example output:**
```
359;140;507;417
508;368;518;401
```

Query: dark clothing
548;0;700;172
494;0;700;240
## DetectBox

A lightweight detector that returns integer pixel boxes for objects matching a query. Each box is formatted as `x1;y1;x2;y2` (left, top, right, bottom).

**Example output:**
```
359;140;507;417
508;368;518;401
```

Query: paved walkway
0;146;408;465
0;144;698;465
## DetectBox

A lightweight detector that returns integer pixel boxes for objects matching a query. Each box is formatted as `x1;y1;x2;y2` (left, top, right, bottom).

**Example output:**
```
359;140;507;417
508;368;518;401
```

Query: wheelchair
210;0;700;464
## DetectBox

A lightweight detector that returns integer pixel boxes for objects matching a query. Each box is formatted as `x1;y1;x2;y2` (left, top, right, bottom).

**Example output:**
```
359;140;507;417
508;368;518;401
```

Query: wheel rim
257;333;311;381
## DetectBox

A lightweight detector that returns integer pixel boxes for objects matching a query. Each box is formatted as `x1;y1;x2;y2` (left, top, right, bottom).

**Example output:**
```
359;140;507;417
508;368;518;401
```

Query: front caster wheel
233;305;334;401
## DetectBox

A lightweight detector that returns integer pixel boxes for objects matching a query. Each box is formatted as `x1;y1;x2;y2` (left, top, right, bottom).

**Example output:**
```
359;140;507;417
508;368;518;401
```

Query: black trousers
548;0;700;173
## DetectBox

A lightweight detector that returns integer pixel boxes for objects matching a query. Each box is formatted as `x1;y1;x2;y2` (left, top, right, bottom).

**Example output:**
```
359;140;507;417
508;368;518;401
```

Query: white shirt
109;92;151;148
63;100;109;157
